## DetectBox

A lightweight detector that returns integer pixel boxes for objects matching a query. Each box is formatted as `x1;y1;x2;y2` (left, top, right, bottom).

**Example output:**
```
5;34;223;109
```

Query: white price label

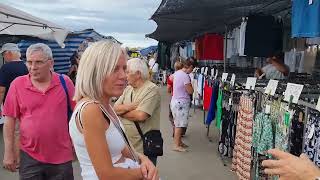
231;74;236;86
204;67;208;75
222;73;228;82
265;105;271;114
265;79;279;96
284;83;304;104
211;68;215;78
309;0;313;5
316;96;320;112
245;77;257;90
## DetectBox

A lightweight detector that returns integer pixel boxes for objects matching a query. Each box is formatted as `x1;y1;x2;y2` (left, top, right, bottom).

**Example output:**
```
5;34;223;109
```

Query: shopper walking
2;43;75;179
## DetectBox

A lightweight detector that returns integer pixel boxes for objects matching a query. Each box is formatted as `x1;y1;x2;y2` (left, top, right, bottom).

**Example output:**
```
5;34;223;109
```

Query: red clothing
167;74;174;96
202;34;224;60
3;73;76;164
203;81;213;111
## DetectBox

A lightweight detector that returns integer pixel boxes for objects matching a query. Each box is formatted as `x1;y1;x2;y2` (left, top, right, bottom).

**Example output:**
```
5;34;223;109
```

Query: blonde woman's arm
122;148;159;180
81;103;143;180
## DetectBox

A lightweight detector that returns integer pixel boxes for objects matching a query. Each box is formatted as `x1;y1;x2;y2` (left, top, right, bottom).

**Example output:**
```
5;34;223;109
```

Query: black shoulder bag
131;92;163;157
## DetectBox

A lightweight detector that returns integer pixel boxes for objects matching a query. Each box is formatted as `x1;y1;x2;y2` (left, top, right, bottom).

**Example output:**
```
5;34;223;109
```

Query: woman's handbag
131;92;163;157
134;122;163;157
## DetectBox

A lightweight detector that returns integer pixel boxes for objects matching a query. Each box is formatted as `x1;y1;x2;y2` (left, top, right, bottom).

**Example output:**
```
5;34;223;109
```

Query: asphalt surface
0;86;237;180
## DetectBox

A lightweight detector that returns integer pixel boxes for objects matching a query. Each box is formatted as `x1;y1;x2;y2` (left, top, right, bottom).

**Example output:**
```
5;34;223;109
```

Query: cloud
1;0;160;48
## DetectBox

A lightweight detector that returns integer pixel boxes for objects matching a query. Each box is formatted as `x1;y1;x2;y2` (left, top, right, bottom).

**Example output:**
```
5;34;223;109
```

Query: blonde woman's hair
74;40;125;101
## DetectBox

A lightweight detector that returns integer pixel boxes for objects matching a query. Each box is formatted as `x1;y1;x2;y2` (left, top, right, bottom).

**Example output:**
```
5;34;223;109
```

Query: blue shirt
292;0;320;37
0;61;28;104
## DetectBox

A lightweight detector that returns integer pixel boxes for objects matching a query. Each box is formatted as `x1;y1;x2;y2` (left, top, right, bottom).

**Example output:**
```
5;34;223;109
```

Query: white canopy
0;3;69;47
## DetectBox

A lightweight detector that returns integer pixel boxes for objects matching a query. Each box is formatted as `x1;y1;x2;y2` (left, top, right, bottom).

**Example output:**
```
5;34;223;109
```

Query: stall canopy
0;3;69;47
147;0;291;43
18;29;120;74
140;45;158;56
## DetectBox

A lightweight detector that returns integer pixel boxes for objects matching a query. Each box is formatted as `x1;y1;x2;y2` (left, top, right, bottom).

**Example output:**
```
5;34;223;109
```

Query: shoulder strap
131;92;145;139
59;74;73;121
99;104;139;162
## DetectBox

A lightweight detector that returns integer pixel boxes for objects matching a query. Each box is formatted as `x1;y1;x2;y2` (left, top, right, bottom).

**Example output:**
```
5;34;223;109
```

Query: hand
139;155;159;180
126;103;138;112
3;150;17;172
262;149;320;180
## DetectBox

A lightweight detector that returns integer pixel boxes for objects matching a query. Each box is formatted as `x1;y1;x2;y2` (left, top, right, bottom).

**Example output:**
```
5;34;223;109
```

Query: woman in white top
69;40;159;180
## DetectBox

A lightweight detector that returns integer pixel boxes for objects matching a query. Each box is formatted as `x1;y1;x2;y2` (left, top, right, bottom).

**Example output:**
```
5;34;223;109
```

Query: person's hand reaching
262;149;320;180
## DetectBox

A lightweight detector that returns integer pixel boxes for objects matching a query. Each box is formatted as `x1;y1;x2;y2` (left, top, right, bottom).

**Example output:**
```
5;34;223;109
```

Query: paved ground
0;87;237;180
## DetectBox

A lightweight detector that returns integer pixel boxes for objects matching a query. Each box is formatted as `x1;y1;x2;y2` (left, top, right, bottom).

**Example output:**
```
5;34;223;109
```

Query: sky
1;0;161;48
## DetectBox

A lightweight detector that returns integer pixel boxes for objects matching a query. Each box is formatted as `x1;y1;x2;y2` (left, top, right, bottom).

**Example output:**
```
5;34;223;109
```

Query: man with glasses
0;43;28;169
2;43;75;180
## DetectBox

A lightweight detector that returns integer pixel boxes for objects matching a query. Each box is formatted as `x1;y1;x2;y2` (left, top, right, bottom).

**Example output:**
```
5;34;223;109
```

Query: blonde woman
69;40;159;180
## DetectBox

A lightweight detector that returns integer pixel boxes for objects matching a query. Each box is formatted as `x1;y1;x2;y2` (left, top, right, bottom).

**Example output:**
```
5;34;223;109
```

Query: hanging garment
232;27;240;56
284;50;296;72
158;42;171;70
304;110;320;167
244;14;283;57
299;47;317;74
179;46;188;59
307;37;320;45
203;81;213;111
290;111;305;156
195;36;204;60
219;107;236;157
252;113;274;180
239;21;247;56
231;95;254;180
197;74;204;96
206;81;219;125
292;0;320;38
202;34;224;60
215;89;223;128
186;42;193;58
275;104;290;152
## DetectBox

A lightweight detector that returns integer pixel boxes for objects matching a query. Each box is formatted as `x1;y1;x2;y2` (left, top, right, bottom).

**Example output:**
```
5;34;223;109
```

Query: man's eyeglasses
26;60;49;67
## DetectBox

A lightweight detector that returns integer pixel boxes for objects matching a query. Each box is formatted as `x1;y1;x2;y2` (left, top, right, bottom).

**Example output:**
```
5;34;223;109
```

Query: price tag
215;69;219;79
316;96;320;112
229;98;232;105
309;0;313;5
211;68;215;78
222;73;228;82
204;67;208;75
284;83;304;104
265;79;279;96
265;105;271;114
230;74;236;86
245;77;257;90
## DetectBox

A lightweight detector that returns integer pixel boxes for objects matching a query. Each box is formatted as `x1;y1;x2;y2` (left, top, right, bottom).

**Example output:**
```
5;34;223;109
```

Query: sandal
173;146;188;152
